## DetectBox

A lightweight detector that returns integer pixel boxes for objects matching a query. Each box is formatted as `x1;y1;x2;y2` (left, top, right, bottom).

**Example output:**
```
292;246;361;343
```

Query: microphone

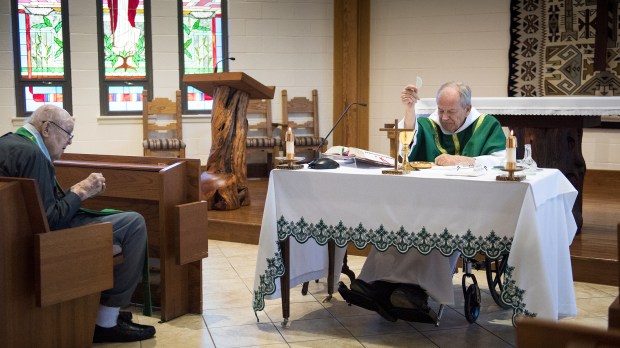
307;102;368;169
214;57;236;73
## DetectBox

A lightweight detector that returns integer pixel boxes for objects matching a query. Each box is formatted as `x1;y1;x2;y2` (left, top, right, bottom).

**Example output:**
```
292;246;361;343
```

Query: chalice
399;130;416;172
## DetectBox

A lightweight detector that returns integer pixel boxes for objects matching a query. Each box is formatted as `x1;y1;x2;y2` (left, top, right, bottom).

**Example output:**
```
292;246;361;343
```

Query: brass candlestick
496;166;525;181
276;157;303;170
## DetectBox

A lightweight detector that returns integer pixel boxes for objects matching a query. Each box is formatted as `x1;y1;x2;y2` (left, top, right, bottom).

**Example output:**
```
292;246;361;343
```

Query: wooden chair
0;177;114;348
142;90;186;158
515;317;620;347
246;98;282;176
281;89;326;160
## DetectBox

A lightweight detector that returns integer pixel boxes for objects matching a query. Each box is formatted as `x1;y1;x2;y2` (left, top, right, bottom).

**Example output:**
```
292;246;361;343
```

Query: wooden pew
609;222;620;330
0;177;113;348
54;154;209;322
516;317;620;347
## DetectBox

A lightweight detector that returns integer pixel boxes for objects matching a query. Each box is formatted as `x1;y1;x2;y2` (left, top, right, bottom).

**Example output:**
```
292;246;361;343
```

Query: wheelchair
337;251;511;326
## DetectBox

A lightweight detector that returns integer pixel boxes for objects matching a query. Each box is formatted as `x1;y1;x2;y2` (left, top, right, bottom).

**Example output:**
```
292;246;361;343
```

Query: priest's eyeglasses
48;121;74;141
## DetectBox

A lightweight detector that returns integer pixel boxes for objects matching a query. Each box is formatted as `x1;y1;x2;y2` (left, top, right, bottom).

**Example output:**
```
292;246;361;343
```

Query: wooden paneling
333;0;370;149
176;201;209;265
35;224;113;307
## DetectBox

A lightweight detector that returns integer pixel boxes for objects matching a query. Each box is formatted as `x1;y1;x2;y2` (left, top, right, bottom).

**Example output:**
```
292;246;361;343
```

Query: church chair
142;90;186;158
515;317;620;347
246;98;282;177
0;177;114;348
281;89;327;161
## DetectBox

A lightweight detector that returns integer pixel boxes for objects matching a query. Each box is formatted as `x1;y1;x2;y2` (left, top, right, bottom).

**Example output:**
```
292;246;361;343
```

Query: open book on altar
323;146;395;167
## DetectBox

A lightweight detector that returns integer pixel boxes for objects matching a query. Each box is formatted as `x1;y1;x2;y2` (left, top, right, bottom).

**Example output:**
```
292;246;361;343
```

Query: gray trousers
69;211;147;307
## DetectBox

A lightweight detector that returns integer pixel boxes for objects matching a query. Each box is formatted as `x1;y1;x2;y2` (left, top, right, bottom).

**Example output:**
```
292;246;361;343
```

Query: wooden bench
516;317;620;347
54;153;209;322
0;177;113;348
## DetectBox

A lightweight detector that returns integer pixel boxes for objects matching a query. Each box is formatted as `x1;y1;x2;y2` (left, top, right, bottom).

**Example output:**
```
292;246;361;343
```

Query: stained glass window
179;0;227;113
11;0;72;116
97;0;152;115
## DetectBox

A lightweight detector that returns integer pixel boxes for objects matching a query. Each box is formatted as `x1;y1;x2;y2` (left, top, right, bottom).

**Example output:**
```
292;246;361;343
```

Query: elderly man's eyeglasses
48;121;74;141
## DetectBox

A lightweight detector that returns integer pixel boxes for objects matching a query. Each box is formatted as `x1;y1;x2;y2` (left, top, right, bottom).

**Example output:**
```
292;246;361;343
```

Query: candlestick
506;130;516;170
285;127;295;160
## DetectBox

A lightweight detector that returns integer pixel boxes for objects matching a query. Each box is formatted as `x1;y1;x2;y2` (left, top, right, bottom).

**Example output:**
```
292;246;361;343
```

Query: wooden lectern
184;72;275;210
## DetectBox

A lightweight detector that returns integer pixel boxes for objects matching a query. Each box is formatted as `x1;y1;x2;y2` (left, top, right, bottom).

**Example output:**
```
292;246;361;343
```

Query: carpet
508;0;620;97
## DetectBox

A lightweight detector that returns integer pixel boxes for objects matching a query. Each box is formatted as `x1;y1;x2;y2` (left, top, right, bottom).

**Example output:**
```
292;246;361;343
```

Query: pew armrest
35;222;114;307
176;201;209;265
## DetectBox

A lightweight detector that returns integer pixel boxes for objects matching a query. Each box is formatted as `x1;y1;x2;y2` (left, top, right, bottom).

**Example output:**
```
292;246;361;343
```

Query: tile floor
94;240;617;348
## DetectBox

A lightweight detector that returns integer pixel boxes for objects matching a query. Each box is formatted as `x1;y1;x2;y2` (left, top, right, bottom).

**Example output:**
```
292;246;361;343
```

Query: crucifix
379;119;416;175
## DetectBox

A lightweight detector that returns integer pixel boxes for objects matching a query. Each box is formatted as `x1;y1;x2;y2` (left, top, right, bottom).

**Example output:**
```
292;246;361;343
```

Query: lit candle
506;130;517;170
285;127;295;160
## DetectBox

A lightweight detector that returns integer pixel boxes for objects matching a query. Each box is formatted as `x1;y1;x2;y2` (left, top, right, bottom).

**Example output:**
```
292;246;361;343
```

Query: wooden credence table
54;153;209;322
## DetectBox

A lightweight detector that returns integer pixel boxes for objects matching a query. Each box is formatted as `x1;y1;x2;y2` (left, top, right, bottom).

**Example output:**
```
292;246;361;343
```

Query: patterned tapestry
508;0;620;97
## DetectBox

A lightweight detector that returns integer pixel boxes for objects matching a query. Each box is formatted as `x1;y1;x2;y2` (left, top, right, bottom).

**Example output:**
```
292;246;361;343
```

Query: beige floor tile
337;313;416;337
576;296;616;317
322;296;378;318
288;337;365;347
203;288;253;310
357;331;438;347
422;325;514;348
209;323;286;348
203;277;250;294
92;341;141;348
264;301;333;322
275;317;352;343
573;282;617;299
587;283;619;297
560;315;609;330
203;306;271;328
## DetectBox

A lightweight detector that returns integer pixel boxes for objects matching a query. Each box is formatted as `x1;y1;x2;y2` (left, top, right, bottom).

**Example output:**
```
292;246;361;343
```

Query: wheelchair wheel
485;253;511;309
464;284;480;323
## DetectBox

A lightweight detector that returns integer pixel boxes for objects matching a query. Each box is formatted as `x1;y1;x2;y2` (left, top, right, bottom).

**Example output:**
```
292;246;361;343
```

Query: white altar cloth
253;165;578;322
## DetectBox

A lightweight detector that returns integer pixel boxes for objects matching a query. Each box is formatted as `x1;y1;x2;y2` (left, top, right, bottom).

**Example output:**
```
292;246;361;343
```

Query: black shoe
93;317;156;343
118;310;133;323
349;279;397;322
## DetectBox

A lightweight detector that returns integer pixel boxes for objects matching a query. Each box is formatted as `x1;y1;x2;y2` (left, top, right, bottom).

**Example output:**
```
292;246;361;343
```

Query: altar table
253;165;578;323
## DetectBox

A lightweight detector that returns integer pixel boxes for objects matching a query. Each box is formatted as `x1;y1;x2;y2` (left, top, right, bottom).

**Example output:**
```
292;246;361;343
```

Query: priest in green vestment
400;81;506;167
353;82;507;322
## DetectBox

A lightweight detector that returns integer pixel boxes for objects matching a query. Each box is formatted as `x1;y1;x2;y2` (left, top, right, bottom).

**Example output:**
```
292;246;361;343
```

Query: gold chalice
399;130;416;172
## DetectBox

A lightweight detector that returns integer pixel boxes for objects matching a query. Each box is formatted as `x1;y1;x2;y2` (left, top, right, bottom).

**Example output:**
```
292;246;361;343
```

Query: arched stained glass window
178;0;228;113
11;0;72;116
96;0;152;115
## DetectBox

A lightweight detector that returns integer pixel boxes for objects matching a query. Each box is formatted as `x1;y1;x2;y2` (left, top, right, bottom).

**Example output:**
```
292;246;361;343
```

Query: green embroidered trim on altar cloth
252;216;535;320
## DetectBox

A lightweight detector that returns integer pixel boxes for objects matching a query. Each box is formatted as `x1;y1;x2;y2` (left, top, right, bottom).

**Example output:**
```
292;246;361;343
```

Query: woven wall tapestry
508;0;620;97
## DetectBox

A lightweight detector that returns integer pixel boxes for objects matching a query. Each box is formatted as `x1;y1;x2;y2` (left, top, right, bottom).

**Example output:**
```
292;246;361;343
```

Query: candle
285;127;295;160
506;130;517;170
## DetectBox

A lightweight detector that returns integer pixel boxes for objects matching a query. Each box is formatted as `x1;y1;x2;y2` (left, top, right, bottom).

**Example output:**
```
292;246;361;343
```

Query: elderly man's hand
401;84;420;128
434;154;476;166
70;172;106;201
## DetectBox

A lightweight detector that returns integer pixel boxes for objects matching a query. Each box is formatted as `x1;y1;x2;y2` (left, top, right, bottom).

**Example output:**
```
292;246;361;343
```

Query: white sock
96;305;120;328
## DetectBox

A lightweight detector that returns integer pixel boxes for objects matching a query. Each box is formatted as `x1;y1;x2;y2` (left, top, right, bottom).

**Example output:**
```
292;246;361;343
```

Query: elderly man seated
347;81;506;321
0;105;156;343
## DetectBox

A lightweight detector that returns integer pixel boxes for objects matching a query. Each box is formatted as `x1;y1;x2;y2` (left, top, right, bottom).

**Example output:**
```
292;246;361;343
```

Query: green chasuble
408;114;506;162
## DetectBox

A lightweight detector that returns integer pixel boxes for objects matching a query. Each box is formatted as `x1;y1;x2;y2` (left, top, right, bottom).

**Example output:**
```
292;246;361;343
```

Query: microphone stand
214;57;236;73
307;102;367;169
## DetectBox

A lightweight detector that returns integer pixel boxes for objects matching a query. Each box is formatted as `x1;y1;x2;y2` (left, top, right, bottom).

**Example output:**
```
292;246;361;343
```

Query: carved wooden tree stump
201;85;250;210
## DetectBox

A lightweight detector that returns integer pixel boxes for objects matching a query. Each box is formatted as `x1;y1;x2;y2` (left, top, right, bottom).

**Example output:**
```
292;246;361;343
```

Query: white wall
0;0;617;169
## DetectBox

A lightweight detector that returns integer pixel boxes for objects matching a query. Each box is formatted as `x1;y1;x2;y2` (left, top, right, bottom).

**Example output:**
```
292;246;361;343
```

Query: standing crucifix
379;119;416;175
